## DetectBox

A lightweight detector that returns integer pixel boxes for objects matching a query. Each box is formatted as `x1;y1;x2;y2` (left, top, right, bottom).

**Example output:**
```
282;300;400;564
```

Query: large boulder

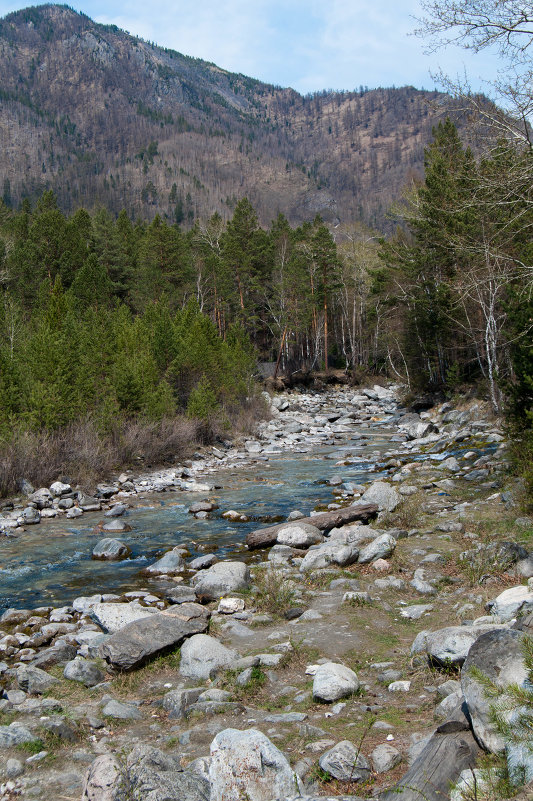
209;728;296;801
191;561;250;601
318;740;370;782
276;523;323;549
299;542;359;572
179;634;238;680
461;628;528;753
361;481;400;512
313;662;360;703
487;585;533;622
99;604;209;671
413;624;507;668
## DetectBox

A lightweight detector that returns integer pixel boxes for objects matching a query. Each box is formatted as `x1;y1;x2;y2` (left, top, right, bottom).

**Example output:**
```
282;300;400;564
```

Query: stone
180;634;238;680
162;688;203;719
461;628;528;753
189;554;217;570
16;665;59;694
313;662;360;703
64;657;105;687
78;493;101;511
92;538;130;561
400;604;433;620
361;480;400;512
41;716;78;742
371;744;401;773
0;723;38;748
104;503;128;517
299;542;359;571
318;740;370;782
100;604;209;671
358;533;396;564
72;595;103;614
91;602;156;633
191;561;251;600
389;680;411;692
50;481;71;497
102;700;143;720
217;597;245;614
209;728;296;801
487;585;533;622
32;642;77;669
101;519;131;533
142;547;186;575
165;586;197;604
22;506;40;524
276;523;324;549
126;744;209;801
434;691;463;720
421;624;506;668
81;754;124;801
6;759;24;778
410;568;437;595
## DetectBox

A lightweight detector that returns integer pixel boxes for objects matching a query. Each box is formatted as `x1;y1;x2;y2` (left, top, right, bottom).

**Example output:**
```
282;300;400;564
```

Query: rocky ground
0;384;532;801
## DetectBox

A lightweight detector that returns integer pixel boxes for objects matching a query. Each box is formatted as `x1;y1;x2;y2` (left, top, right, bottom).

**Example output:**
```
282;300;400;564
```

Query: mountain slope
0;4;445;228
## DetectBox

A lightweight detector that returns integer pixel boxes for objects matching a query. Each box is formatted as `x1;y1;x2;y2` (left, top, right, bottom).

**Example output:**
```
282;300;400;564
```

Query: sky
0;0;503;96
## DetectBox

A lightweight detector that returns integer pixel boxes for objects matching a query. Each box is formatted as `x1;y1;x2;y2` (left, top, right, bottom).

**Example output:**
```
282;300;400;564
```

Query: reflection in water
0;429;395;610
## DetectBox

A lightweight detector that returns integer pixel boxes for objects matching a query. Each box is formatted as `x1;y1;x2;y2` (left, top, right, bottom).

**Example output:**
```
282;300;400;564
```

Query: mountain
0;4;446;229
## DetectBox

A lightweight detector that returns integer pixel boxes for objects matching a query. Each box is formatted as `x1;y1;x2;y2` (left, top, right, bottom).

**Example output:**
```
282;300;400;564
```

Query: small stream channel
0;425;397;611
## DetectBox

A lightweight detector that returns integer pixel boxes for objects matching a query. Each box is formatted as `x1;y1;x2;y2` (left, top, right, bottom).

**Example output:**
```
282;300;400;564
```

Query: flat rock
16;665;59;694
415;624;507;667
180;634;238;680
99;604;209;671
209;728;296;801
91;602;156;633
102;700;143;720
487;585;533;622
191;561;250;600
0;723;38;747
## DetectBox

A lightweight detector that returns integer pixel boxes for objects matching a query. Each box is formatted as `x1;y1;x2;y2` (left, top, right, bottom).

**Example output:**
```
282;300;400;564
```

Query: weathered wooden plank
381;726;480;801
245;503;378;550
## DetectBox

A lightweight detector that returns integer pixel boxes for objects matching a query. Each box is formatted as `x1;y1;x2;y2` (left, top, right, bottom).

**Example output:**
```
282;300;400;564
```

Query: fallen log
381;704;480;801
245;503;378;550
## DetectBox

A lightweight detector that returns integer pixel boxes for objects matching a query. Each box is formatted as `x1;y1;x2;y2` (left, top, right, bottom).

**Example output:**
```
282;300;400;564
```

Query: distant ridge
0;4;446;228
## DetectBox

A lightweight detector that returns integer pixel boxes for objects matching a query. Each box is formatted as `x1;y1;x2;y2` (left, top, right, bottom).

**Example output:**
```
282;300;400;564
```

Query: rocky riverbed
0;384;532;801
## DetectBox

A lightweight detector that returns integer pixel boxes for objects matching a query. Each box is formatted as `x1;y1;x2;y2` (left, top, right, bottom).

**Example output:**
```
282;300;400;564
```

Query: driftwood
245;503;378;550
381;705;480;801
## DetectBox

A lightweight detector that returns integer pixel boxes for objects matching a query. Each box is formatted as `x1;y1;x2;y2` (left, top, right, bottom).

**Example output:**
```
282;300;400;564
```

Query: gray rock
162;688;203;719
143;547;186;576
487;585;533;622
410;568;437;595
6;758;24;778
318;740;370;782
276;523;324;549
16;665;59;694
78;493;101;511
101;519;131;533
100;604;209;671
189;554;217;570
313;662;360;703
165;586;198;605
209;728;296;801
82;754;124;801
50;481;71;497
461;628;528;753
92;538;130;561
32;641;77;669
29;487;52;508
361;481;400;512
102;699;143;720
358;533;396;564
299;542;359;571
180;634;238;680
91;602;156;633
0;723;38;747
126;744;209;801
22;506;41;524
515;555;533;578
104;503;128;518
191;561;251;600
434;691;463;720
41;715;78;742
371;744;401;773
422;624;507;667
64;657;105;687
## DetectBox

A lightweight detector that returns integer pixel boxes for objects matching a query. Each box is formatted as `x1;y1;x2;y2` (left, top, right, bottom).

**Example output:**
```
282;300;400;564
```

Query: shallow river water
0;425;397;611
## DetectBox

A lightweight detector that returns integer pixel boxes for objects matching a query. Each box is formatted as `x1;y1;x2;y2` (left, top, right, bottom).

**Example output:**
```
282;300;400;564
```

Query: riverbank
0;384;532;801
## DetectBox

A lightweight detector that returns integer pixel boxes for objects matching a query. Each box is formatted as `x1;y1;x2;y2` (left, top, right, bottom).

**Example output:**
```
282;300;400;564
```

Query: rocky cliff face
0;4;445;228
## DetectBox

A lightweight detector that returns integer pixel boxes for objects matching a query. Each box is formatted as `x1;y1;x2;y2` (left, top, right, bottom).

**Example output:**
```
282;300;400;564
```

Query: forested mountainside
0;4;444;229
